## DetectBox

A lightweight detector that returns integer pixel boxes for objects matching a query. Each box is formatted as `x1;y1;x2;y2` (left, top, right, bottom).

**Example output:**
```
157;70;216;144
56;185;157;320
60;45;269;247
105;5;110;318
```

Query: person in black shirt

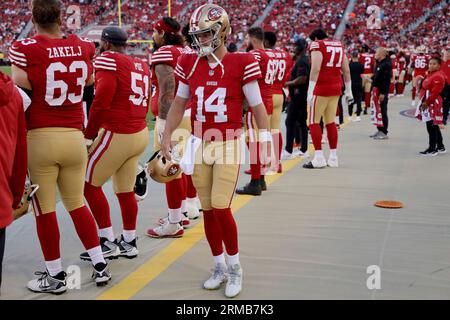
282;39;310;159
349;50;364;121
371;47;392;139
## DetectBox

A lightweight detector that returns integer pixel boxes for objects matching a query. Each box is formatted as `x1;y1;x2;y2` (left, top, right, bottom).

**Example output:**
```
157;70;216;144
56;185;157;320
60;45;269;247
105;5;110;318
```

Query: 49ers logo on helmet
167;164;180;177
208;7;223;21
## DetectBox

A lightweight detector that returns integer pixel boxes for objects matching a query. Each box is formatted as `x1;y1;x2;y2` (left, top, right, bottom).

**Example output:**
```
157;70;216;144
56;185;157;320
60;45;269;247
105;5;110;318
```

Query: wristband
259;131;273;143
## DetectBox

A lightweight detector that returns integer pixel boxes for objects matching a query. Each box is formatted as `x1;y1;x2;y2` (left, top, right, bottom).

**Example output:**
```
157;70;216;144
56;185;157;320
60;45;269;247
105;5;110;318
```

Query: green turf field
0;65;154;129
0;66;11;76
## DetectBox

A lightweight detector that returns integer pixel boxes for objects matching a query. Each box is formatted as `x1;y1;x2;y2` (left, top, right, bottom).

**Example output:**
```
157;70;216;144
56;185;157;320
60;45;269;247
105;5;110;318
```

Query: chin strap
186;49;225;80
210;51;225;78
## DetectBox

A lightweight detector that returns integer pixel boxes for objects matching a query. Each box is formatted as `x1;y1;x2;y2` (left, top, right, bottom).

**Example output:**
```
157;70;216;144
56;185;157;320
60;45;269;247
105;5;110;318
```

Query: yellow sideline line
96;158;302;300
97;118;351;300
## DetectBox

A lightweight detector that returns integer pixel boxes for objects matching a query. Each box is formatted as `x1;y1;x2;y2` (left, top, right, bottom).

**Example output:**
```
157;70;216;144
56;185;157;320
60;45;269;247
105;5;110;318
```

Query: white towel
180;134;202;175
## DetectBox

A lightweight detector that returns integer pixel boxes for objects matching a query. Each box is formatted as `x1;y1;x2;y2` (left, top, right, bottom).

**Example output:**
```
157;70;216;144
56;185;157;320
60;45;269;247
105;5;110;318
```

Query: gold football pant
86;127;149;193
309;95;340;125
271;94;284;132
192;139;241;211
27;128;87;215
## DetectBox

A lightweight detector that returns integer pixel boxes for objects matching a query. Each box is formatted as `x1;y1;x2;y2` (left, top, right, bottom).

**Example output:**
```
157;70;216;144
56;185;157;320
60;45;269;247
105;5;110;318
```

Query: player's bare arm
11;65;32;90
155;64;176;120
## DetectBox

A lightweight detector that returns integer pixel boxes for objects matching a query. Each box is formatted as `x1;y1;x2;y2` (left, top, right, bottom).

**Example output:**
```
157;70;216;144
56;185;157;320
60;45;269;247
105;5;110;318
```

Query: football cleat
203;263;228;290
260;176;267;191
437;147;447;154
327;156;339;168
92;263;111;286
27;270;67;295
225;264;243;298
236;180;262;196
281;150;296;160
116;235;138;259
80;237;119;261
159;214;190;229
186;198;201;220
419;148;438;156
147;220;184;238
134;163;148;201
303;156;327;169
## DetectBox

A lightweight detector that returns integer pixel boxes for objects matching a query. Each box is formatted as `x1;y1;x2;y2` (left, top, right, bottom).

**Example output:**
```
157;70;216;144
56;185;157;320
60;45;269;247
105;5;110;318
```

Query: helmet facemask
189;22;223;57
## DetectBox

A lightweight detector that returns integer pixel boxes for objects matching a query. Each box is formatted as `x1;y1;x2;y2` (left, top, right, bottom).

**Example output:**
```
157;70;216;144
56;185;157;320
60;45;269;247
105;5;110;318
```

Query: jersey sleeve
174;54;189;85
242;53;262;85
250;50;262;63
151;47;176;67
309;41;321;53
94;52;118;72
8;40;30;70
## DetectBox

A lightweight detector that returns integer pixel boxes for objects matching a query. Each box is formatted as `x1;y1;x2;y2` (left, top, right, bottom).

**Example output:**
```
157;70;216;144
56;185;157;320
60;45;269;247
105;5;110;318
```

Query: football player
409;45;431;106
236;27;274;196
396;51;407;96
80;26;150;261
9;0;111;293
359;45;375;113
147;17;200;238
264;31;294;173
303;29;352;169
161;4;271;298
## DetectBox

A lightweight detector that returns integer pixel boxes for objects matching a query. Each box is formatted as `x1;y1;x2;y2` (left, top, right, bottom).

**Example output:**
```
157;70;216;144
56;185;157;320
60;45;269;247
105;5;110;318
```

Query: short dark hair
309;29;328;41
32;0;62;27
182;23;193;46
264;31;277;48
248;27;264;41
162;17;183;46
430;56;442;65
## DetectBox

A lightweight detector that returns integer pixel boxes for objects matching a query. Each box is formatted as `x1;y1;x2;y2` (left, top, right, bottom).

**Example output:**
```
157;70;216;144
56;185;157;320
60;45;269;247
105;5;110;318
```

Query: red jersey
398;56;407;72
359;53;375;75
84;51;150;138
250;49;274;114
150;45;193;117
410;54;431;77
9;34;95;130
309;39;344;96
175;52;262;140
441;59;450;84
268;48;294;95
391;57;399;71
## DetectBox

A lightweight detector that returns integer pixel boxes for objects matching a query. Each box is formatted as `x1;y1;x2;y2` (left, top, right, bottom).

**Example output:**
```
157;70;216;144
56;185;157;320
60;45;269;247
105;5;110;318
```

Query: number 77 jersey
9;34;96;130
309;39;344;96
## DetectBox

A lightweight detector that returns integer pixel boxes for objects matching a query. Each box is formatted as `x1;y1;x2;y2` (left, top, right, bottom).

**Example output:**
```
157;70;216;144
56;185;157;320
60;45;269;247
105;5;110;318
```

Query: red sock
398;83;404;94
364;92;371;108
326;123;338;149
272;132;282;165
250;141;261;180
389;82;395;94
84;182;111;229
185;174;197;198
309;123;322;151
166;178;184;209
69;206;101;250
116;192;137;231
203;210;224;256
412;87;416;100
35;212;60;261
214;208;238;256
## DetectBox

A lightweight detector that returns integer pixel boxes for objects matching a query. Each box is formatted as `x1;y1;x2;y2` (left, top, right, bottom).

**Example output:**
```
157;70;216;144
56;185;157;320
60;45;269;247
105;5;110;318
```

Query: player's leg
363;77;372;112
304;95;327;169
57;130;111;286
236;109;263;195
271;94;284;173
324;96;340;167
26;129;65;294
412;76;418;105
211;139;242;298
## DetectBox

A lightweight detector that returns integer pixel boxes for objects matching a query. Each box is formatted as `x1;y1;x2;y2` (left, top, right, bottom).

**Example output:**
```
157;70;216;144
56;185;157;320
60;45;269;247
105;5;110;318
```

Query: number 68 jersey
175;52;262;140
309;39;344;97
9;34;95;130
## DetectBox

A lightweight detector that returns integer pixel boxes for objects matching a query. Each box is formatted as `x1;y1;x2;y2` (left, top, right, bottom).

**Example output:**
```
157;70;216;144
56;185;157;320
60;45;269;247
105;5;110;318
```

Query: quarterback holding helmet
161;4;272;298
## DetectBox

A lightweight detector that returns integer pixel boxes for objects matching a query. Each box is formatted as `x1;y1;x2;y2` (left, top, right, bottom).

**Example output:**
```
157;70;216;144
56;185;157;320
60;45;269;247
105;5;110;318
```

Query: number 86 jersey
309;39;344;97
9;34;96;130
175;52;262;140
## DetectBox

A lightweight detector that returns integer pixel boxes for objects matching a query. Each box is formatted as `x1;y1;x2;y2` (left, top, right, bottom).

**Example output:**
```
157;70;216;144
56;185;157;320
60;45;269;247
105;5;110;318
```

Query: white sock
181;199;187;213
315;150;324;158
213;253;226;266
187;197;197;205
99;227;115;242
330;149;337;158
45;258;63;277
122;230;136;243
88;246;106;266
227;253;240;266
168;208;182;224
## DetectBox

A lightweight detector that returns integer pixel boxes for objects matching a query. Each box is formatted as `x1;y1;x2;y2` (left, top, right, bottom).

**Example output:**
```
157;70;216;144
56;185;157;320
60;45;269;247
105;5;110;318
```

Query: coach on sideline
0;73;27;293
371;47;392;140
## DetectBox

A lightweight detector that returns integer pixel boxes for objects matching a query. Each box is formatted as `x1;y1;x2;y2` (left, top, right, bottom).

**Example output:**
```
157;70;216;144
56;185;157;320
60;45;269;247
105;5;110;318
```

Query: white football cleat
147;220;184;238
281;149;296;160
303;156;327;169
327;156;339;168
203;263;228;290
225;264;243;298
353;116;361;122
186;199;200;220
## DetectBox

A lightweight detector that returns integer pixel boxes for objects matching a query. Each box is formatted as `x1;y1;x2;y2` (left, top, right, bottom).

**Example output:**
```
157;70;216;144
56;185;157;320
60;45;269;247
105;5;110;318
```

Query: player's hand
161;132;172;161
260;141;274;168
379;94;385;103
345;90;354;105
156;118;166;144
422;101;429;110
85;139;94;153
